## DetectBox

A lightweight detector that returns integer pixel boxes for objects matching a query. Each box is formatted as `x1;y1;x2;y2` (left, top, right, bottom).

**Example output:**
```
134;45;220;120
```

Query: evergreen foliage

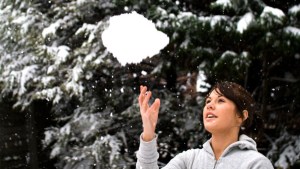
0;0;299;168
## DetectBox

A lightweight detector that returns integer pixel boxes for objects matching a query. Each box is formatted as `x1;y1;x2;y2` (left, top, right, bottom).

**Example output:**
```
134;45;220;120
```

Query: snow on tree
0;0;299;168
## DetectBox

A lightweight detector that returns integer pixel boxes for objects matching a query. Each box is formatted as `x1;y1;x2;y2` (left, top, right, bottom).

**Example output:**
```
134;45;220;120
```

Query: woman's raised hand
138;85;161;142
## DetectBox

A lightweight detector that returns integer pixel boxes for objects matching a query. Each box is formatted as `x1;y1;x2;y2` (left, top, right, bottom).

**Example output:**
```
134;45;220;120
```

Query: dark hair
207;81;263;139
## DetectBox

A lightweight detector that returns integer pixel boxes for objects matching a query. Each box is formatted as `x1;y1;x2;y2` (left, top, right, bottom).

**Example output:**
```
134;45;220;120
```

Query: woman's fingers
138;85;147;105
153;98;160;112
139;85;160;119
148;99;160;115
139;85;153;114
138;86;160;141
141;91;151;113
148;98;160;124
143;91;151;105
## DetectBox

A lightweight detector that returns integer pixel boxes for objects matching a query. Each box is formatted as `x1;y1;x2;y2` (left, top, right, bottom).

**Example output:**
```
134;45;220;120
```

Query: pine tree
0;0;299;168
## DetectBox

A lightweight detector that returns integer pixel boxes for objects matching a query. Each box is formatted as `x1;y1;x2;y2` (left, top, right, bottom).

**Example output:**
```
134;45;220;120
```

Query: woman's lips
205;112;217;121
206;112;217;118
207;114;217;118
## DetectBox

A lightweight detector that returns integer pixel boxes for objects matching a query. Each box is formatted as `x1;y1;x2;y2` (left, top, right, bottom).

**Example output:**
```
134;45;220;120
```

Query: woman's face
203;89;243;134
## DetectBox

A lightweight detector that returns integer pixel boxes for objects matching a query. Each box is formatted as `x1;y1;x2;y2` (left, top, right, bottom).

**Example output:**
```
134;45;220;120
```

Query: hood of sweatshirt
203;134;258;159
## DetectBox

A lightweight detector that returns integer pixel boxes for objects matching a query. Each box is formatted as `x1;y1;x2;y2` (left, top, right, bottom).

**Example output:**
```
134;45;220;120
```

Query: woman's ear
242;110;248;121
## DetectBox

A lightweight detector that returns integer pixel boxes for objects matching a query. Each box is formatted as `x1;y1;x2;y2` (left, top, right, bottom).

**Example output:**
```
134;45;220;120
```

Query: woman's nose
206;102;214;110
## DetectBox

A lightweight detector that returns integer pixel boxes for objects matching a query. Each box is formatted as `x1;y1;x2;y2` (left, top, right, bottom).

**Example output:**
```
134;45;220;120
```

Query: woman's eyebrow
206;95;224;99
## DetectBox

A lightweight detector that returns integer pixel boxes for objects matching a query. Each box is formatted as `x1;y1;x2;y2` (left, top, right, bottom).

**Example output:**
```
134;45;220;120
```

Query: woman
136;81;274;169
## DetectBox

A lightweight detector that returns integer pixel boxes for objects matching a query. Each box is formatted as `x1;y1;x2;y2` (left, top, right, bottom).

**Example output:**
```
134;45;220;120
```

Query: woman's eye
205;100;211;104
218;99;225;103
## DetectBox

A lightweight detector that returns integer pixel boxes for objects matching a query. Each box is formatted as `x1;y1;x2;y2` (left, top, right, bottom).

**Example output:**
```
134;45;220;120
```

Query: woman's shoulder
249;152;274;168
176;147;209;159
246;150;272;161
237;149;273;168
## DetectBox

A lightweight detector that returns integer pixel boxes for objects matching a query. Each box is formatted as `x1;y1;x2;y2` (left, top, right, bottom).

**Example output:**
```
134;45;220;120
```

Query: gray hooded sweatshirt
136;134;274;169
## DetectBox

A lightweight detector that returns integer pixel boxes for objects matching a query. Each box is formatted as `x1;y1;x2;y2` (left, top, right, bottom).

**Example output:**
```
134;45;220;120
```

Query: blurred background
0;0;299;168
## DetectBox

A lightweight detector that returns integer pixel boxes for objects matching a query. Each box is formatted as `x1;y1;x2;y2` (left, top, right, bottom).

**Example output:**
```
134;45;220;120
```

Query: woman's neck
210;132;239;160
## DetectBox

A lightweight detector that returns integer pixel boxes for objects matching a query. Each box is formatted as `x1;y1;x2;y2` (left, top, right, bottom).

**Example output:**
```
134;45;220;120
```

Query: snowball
101;11;169;66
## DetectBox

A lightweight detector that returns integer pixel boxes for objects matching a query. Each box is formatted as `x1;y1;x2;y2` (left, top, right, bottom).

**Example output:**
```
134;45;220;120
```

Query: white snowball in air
101;11;169;66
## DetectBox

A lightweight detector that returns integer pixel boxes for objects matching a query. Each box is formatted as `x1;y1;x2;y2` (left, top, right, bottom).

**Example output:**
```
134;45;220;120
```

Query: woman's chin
204;125;216;133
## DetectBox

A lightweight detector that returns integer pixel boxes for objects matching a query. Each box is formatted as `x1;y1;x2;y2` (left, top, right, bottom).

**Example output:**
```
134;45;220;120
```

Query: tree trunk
26;110;39;169
261;54;268;119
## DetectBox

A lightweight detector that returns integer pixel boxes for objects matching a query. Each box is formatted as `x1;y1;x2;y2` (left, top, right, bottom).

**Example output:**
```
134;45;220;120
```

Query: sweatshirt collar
203;134;258;158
